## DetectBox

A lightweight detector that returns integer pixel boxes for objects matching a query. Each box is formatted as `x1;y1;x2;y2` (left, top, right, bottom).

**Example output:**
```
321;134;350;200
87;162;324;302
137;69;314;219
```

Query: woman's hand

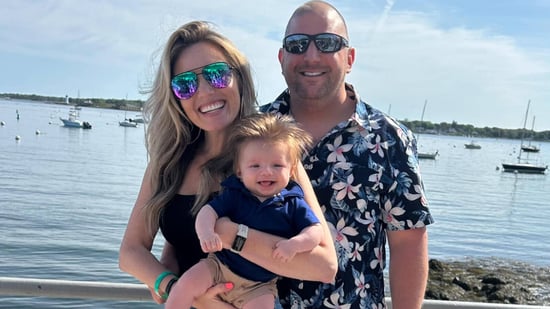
192;282;236;309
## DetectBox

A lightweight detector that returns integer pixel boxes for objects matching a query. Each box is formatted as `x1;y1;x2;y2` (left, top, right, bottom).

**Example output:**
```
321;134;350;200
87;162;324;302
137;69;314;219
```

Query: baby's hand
199;233;223;253
272;240;296;262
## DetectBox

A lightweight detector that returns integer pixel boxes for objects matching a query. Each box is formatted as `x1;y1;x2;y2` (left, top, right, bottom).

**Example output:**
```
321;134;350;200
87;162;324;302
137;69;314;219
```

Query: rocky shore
426;258;550;306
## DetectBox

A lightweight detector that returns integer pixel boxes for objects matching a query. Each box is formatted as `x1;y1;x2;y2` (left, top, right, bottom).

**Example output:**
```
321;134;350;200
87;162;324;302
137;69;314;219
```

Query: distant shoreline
2;94;550;140
0;94;143;112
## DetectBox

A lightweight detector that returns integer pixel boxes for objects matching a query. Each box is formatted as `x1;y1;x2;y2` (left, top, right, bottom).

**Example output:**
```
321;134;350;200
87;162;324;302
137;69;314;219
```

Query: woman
118;21;336;308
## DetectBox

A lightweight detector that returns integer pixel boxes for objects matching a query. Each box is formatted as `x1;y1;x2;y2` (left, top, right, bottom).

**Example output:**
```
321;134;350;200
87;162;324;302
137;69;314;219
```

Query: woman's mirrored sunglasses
283;33;349;54
171;62;234;100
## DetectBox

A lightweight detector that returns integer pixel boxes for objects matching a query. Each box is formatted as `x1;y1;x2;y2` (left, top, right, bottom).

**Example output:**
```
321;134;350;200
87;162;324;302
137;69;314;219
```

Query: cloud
346;10;550;129
1;0;549;129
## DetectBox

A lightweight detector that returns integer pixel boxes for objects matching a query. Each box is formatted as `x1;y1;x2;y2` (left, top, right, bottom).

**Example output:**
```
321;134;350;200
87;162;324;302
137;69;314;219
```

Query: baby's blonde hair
230;113;312;178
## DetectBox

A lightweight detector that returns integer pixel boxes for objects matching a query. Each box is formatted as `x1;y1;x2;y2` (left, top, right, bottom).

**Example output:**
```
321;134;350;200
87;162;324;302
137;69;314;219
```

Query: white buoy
1;121;5;126
15;135;21;141
35;129;41;135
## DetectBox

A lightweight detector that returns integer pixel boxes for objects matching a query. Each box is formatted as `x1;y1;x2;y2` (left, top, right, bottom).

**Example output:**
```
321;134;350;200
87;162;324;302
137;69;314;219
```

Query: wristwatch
230;224;248;253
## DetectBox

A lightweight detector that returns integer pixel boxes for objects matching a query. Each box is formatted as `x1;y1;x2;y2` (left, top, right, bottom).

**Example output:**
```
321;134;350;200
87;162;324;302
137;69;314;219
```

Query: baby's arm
195;205;223;253
272;223;323;262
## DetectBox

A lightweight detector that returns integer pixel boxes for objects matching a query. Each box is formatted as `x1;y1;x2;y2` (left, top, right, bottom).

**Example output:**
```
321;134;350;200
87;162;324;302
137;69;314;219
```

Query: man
260;1;434;308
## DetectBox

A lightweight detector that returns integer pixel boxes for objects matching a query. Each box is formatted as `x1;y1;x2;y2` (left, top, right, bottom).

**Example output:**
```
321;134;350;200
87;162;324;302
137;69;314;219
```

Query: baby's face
236;140;292;201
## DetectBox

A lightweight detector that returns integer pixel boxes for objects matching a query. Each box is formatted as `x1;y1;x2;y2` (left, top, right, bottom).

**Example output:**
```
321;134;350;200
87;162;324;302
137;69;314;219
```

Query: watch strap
230;224;248;253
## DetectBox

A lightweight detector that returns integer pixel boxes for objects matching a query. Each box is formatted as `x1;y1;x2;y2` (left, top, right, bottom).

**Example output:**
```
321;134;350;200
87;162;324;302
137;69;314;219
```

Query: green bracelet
154;271;175;299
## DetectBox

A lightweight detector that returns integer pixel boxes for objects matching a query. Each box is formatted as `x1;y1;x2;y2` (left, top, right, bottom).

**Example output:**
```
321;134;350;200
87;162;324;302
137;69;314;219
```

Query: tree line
1;93;142;111
401;119;550;142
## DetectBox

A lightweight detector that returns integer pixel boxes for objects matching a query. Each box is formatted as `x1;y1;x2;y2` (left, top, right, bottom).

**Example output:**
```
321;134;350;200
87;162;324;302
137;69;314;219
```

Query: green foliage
1;93;143;111
2;92;548;141
400;120;549;142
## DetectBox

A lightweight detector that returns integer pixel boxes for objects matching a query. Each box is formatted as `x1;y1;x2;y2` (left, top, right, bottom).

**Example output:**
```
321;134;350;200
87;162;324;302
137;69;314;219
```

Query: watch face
232;235;246;252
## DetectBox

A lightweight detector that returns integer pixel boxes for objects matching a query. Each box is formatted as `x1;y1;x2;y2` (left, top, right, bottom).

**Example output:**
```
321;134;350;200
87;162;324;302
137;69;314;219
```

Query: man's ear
346;47;356;73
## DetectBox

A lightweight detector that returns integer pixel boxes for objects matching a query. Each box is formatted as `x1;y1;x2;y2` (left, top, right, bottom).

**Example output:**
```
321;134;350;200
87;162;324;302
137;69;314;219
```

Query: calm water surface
1;99;549;308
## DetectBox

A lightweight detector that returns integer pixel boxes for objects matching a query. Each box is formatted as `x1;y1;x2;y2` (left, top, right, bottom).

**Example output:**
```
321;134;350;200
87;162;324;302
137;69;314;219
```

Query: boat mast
527;115;536;147
420;99;427;123
518;99;530;163
418;99;427;143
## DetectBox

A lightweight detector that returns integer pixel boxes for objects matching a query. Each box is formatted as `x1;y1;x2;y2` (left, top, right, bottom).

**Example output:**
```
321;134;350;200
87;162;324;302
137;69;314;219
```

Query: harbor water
1;99;549;308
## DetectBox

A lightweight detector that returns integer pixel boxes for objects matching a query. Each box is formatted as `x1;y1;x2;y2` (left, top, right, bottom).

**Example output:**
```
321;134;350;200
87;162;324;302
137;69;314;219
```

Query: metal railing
0;276;150;301
0;277;547;308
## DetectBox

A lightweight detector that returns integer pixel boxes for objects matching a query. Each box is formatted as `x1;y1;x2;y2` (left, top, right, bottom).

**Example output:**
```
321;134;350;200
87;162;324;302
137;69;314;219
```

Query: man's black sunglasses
283;33;349;54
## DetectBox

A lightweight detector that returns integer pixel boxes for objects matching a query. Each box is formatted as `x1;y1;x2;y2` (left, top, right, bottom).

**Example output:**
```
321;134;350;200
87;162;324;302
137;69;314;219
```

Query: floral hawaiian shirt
260;84;434;309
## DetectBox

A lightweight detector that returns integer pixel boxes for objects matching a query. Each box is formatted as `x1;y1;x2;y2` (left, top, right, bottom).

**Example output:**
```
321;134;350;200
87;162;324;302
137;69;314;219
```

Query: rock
425;258;550;306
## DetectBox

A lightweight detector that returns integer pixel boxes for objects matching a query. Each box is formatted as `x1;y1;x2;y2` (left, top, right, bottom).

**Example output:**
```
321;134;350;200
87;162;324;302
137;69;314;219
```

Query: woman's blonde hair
199;113;313;213
142;21;257;233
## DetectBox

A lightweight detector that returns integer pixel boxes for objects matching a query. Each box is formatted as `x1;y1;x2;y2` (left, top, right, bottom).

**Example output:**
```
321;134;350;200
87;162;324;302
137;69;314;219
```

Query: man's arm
387;227;428;309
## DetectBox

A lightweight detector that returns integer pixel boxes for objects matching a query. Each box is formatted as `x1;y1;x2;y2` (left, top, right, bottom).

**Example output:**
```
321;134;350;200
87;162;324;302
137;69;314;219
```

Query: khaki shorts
204;253;278;309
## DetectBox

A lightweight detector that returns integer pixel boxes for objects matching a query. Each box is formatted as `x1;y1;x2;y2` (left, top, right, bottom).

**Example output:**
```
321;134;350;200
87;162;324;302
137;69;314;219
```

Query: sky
1;0;549;130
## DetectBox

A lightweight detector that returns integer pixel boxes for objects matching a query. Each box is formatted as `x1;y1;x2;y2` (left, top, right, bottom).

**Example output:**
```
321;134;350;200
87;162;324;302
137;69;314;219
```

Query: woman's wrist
154;271;178;300
164;277;178;296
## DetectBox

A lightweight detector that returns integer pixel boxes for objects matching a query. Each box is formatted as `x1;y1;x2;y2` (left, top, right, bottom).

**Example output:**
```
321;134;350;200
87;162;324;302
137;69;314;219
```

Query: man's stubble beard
287;75;337;102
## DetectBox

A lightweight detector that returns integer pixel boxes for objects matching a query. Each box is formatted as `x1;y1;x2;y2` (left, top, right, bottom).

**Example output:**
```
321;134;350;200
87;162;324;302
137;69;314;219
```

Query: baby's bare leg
165;261;214;309
242;293;275;309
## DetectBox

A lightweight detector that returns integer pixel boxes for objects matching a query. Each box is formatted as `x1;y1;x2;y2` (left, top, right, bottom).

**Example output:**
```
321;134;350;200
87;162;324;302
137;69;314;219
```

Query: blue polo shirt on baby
209;174;320;282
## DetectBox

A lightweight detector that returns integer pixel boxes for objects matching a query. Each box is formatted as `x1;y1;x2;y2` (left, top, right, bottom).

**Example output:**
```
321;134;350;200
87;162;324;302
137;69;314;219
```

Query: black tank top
159;194;206;275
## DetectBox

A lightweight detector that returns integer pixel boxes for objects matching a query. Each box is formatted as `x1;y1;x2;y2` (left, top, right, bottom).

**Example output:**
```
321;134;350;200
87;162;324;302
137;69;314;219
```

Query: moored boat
418;151;439;159
501;100;546;175
464;141;481;149
416;100;439;160
132;114;145;124
521;145;540;153
501;162;547;174
119;119;138;127
521;115;540;153
60;109;92;129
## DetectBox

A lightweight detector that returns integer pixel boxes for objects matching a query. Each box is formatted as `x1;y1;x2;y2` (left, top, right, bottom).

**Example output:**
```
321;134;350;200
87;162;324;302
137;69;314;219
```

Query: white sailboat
417;99;439;159
521;116;540;153
119;110;138;127
501;100;547;174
